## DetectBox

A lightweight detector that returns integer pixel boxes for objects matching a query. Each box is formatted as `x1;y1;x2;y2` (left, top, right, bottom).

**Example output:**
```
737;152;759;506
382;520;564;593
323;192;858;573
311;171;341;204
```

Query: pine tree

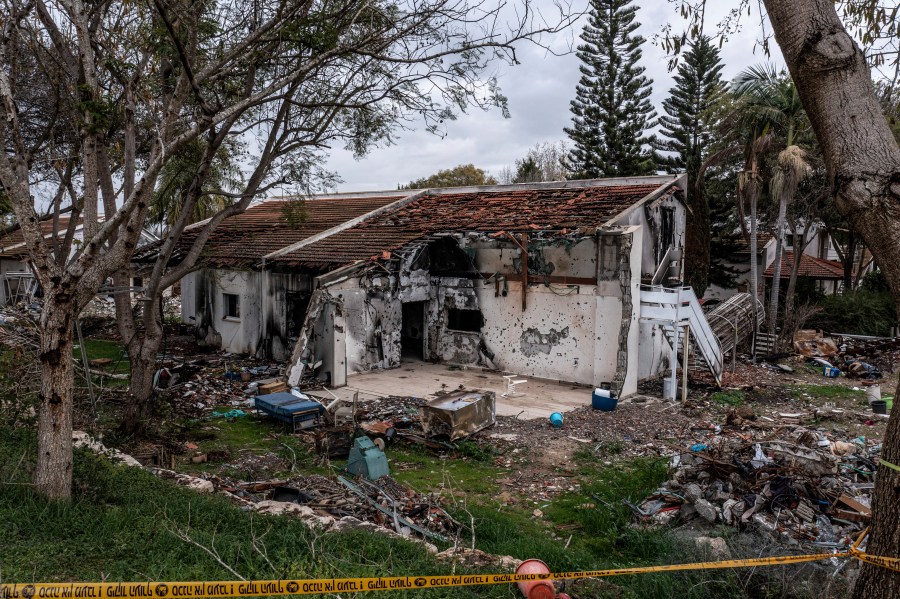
564;0;656;178
655;36;725;295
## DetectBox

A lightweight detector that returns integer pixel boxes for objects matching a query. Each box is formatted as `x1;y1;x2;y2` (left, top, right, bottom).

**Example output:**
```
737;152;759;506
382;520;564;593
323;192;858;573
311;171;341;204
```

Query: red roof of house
0;216;75;259
136;195;405;267
271;183;666;269
763;251;844;280
730;232;773;254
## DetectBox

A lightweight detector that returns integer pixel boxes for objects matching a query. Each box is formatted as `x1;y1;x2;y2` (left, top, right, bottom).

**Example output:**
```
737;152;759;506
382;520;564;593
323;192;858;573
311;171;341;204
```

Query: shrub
808;289;896;336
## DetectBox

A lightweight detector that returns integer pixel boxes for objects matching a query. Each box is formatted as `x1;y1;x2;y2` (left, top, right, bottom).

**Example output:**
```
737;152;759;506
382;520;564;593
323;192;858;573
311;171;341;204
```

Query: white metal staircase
640;285;724;393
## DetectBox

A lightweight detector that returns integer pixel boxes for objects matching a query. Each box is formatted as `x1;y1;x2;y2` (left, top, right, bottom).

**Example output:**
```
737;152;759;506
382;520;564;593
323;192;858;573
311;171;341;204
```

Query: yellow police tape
2;549;898;598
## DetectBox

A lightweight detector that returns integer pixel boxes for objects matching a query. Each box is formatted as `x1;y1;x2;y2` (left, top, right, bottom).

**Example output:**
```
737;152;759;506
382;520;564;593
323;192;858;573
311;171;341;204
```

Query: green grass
456;455;767;599
74;339;131;375
709;390;746;406
790;384;866;401
0;427;511;598
73;339;131;390
389;444;503;496
175;414;324;478
0;426;843;599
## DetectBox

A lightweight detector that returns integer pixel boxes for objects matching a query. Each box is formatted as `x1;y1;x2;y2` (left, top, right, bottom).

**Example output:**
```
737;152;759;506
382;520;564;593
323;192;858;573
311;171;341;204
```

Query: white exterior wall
325;228;647;396
181;268;312;359
475;282;598;384
181;269;262;355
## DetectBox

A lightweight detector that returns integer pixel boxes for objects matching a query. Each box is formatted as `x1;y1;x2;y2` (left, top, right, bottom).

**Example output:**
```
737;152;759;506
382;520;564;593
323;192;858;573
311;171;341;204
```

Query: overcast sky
323;1;785;192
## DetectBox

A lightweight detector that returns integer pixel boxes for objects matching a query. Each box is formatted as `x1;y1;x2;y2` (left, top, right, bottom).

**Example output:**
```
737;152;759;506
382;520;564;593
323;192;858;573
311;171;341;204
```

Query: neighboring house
168;176;702;398
763;251;844;295
0;215;158;305
706;221;874;302
706;233;776;302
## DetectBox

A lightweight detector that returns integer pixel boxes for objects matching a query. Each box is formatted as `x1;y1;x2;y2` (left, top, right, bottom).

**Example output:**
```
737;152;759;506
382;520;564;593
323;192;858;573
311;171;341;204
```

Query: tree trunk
763;1;900;596
747;177;761;332
768;196;788;333
784;221;811;315
34;303;75;500
120;297;164;436
684;183;711;295
120;345;157;434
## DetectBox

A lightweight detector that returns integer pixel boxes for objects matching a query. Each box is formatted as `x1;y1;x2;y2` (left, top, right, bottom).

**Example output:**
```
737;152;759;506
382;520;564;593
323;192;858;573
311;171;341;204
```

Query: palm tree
148;139;242;231
732;65;812;334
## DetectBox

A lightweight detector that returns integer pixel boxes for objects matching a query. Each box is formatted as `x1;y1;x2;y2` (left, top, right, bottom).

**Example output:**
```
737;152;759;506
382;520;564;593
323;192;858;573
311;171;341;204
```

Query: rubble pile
636;422;882;548
203;473;459;542
155;358;283;416
492;401;695;460
794;329;900;381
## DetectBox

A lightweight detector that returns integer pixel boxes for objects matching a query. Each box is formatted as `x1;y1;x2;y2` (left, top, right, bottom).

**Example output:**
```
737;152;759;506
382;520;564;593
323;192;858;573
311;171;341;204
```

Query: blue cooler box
254;392;324;431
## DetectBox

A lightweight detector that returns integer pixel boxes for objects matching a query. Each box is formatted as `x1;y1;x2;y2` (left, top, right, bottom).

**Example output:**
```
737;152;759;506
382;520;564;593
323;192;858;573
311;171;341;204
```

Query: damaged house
162;175;721;399
139;192;411;359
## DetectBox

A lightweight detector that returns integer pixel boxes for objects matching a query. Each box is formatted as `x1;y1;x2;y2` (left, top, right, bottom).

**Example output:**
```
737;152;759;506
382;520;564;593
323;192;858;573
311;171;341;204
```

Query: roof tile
273;183;663;268
763;251;845;280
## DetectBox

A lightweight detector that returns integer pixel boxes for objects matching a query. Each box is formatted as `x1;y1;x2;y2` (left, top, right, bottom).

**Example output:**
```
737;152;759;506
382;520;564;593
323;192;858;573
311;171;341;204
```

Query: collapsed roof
267;180;672;270
133;194;406;268
134;176;682;271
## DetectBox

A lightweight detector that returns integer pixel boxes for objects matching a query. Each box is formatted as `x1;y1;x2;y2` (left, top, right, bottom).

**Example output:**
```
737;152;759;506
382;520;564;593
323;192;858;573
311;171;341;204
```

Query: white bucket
866;384;881;403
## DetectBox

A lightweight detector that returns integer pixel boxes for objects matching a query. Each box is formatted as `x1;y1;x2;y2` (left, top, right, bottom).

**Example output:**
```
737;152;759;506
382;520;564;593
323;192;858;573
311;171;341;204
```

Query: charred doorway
401;301;426;360
286;291;311;352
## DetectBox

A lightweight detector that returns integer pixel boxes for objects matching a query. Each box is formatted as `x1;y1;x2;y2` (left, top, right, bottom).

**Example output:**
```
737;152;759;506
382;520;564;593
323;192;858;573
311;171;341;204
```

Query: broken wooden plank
835;494;871;516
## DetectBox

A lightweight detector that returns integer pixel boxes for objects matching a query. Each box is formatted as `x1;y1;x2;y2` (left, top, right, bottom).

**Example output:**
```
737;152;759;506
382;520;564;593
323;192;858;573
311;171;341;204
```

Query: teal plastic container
549;412;563;428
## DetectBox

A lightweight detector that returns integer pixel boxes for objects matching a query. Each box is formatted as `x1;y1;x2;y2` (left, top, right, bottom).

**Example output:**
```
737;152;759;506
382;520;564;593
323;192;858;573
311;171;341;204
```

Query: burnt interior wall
265;271;314;360
431;278;482;365
314;230;649;393
614;191;686;279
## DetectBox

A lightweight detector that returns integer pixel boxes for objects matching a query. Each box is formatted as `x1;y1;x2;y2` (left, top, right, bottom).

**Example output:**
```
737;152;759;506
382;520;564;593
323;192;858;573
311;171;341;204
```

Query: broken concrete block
679;504;697;519
73;431;143;468
683;483;704;503
694;499;718;523
255;500;335;528
695;536;731;559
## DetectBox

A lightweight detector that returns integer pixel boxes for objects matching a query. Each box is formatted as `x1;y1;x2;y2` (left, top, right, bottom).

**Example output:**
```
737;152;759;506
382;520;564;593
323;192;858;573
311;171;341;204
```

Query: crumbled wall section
520;326;570;357
611;232;634;395
287;288;340;386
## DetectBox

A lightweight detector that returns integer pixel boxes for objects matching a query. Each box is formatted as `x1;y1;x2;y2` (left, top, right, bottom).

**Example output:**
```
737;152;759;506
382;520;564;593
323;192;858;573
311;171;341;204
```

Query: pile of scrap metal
298;390;497;461
631;425;881;549
794;330;897;380
202;473;460;542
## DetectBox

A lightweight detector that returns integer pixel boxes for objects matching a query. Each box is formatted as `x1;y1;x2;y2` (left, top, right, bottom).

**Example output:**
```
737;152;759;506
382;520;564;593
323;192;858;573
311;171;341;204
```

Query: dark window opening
447;308;482;332
429;237;477;276
223;293;240;319
661;207;675;250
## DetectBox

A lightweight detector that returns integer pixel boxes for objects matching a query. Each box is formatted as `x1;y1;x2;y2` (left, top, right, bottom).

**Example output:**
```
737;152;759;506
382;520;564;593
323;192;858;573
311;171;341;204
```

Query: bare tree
0;0;577;498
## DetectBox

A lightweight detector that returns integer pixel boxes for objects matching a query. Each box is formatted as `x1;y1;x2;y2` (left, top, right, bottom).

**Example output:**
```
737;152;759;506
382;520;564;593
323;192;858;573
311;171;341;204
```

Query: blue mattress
254;392;324;424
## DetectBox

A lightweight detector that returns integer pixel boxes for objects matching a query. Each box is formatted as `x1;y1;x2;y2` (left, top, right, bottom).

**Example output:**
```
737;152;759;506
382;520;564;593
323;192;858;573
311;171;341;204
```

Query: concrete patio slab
323;360;594;420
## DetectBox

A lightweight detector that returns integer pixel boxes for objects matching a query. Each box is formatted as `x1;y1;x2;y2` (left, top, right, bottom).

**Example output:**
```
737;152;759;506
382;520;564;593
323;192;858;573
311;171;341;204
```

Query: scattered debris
635;421;881;548
420;390;496;441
